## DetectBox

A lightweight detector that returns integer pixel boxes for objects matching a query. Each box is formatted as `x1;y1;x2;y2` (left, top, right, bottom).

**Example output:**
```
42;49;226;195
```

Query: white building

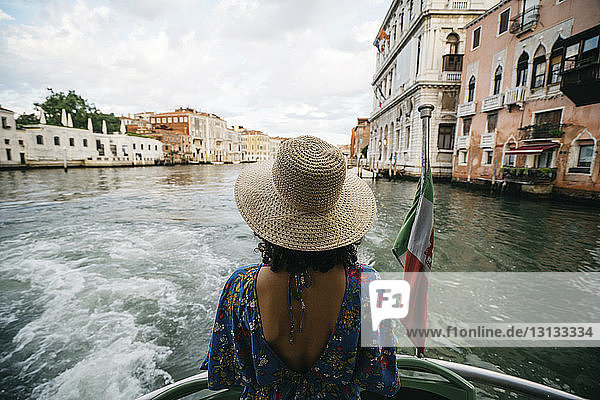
225;128;243;163
367;0;494;178
0;107;27;167
93;132;162;166
25;124;97;167
0;109;163;168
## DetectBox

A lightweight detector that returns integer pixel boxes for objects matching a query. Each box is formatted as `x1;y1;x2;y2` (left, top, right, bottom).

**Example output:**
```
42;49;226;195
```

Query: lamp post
418;104;435;183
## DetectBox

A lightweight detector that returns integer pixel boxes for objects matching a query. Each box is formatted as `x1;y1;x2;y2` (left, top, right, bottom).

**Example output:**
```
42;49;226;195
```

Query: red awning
505;144;559;155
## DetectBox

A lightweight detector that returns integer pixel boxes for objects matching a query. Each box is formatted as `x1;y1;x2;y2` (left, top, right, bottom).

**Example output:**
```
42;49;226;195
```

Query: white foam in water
2;240;180;399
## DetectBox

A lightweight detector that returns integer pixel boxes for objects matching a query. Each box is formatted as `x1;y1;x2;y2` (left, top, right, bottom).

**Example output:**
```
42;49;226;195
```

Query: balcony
441;71;462;82
501;167;557;184
559;25;600;106
509;6;540;37
452;1;470;9
456;135;470;150
442;54;463;71
518;123;566;140
480;132;495;148
457;101;476;117
503;86;526;106
481;94;504;112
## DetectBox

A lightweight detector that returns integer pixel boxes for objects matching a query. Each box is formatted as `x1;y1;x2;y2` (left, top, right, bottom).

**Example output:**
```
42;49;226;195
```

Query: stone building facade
149;128;193;164
0;107;27;167
0;108;162;168
350;117;369;161
453;0;600;199
241;130;271;161
150;109;229;163
367;0;495;178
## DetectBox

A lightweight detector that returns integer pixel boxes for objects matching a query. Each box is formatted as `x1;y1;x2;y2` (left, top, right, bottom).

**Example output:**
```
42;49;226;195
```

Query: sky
0;0;389;145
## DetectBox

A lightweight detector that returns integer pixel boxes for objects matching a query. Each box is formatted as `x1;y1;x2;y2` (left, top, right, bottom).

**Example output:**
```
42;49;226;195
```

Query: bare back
256;264;347;373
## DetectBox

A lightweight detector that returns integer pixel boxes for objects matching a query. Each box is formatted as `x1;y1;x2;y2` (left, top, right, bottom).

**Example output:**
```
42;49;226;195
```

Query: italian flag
392;166;434;354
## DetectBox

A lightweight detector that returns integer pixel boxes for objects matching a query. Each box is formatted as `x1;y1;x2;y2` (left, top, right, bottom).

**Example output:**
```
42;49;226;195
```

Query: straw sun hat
234;135;376;251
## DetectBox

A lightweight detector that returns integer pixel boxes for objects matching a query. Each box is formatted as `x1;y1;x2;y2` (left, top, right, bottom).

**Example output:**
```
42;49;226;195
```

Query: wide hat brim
234;160;376;251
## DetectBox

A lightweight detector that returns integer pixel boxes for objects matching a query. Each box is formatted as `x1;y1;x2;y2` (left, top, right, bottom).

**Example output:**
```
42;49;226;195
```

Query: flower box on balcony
518;123;566;140
501;166;557;183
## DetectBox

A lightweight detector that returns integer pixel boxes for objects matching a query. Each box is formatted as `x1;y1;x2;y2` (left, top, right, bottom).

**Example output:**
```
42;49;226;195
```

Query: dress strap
287;269;312;344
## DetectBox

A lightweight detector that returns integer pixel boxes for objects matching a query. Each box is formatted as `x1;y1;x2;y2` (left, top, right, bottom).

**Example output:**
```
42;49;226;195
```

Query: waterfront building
149;128;193;164
367;0;495;178
350;118;370;162
269;137;283;160
0;107;27;167
453;0;600;198
150;109;228;163
92;132;162;166
120;114;153;135
241;129;270;161
0;110;163;168
225;128;243;163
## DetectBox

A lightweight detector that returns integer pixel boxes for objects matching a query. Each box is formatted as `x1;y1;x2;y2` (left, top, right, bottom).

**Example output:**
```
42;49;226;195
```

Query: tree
15;113;40;127
34;89;121;133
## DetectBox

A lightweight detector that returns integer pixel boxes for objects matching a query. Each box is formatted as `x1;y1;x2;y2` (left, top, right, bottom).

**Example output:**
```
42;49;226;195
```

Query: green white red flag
392;151;434;355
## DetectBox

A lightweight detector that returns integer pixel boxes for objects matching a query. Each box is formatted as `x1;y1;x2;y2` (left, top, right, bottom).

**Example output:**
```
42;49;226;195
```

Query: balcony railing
441;71;462;82
509;6;540;36
457;102;476;117
503;86;526;106
456;135;470;150
452;1;469;9
501;167;557;183
480;132;495;148
481;93;504;112
518;123;566;140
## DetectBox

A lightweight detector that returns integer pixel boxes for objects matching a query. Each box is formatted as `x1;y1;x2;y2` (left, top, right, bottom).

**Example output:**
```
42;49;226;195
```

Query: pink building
453;0;600;199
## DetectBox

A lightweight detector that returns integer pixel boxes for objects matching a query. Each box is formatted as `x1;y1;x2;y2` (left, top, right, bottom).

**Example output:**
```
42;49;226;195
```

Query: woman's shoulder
226;264;261;282
219;264;261;301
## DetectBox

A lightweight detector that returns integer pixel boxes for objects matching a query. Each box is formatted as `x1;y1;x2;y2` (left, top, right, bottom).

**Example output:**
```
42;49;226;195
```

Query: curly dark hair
255;235;359;274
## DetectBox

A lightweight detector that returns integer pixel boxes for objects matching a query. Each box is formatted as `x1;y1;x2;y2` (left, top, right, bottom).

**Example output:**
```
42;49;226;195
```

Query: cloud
0;9;15;22
0;0;387;144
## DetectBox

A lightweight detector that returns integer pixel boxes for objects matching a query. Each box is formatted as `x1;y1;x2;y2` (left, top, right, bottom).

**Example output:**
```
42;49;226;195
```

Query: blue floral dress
200;263;400;399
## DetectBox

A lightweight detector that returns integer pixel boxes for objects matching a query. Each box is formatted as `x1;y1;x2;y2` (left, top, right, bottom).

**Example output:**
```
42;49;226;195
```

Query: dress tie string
287;269;312;344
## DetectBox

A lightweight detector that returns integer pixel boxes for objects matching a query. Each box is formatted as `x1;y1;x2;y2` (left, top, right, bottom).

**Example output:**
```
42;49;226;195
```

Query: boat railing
135;355;589;400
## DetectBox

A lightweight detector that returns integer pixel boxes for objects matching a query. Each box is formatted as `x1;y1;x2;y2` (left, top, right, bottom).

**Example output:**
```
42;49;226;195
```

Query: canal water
0;165;598;399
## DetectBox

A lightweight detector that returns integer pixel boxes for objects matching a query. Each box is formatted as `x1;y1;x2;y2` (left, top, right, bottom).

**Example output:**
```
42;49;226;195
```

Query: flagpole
415;104;434;359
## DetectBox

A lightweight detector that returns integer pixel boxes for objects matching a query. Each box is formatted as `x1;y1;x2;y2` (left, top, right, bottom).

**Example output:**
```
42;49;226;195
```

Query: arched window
493;65;503;95
36;135;43;145
467;76;476;102
548;37;564;84
516;52;529;86
532;45;547;88
53;136;60;146
447;33;459;54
